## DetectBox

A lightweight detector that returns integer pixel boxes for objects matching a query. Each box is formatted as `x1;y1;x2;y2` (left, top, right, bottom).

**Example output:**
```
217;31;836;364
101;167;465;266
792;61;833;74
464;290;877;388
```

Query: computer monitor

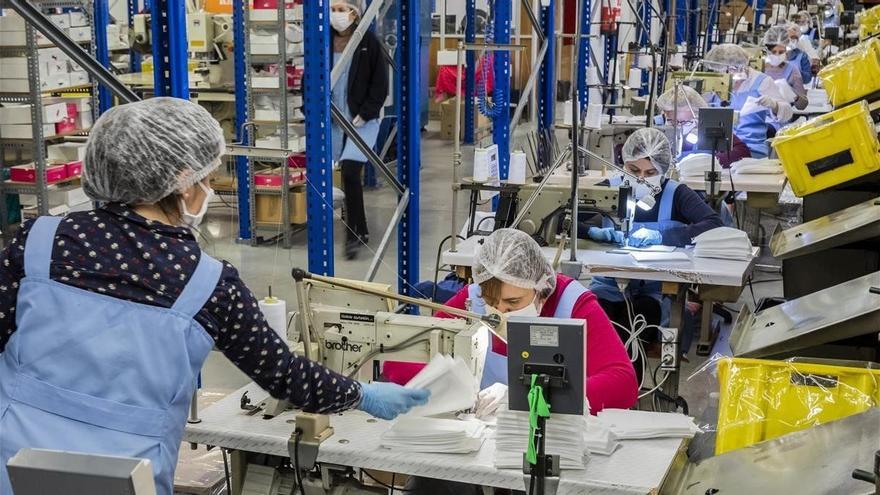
506;317;586;416
697;107;735;152
8;449;157;495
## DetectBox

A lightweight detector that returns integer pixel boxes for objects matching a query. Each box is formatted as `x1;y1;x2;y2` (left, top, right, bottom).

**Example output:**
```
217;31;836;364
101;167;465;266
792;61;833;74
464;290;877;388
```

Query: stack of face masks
693;227;753;261
677;153;716;177
494;409;589;470
403;354;478;417
595;409;701;440
730;157;783;175
380;417;487;454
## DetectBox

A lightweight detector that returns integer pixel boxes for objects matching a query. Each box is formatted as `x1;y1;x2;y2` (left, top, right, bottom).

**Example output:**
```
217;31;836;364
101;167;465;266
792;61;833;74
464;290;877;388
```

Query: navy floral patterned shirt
0;203;362;414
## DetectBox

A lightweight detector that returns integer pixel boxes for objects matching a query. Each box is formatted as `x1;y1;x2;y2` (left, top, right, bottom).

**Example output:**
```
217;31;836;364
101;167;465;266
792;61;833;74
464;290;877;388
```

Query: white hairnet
656;85;707;113
331;0;362;16
763;25;790;47
704;43;750;71
796;10;812;28
82;97;225;205
622;127;672;174
472;228;556;295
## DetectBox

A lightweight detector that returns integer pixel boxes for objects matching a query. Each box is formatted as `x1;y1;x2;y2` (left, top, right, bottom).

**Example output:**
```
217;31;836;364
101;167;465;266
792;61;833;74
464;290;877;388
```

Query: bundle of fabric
677;153;716;177
730;157;783;175
380;417;487;454
403;354;478;417
693;227;753;261
494;410;589;470
595;409;701;440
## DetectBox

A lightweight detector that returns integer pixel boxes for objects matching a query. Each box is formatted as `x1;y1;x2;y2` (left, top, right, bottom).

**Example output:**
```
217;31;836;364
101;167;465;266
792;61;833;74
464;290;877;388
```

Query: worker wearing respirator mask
330;0;389;260
0;99;429;495
580;129;723;369
385;228;638;414
703;43;792;158
763;25;809;112
655;85;752;167
784;21;817;84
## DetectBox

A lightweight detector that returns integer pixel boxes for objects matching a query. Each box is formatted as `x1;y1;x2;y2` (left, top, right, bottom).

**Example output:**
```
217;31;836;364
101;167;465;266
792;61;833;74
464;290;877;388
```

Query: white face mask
330;11;354;33
179;181;214;229
634;175;662;200
765;54;785;67
800;25;810;33
504;294;541;318
731;70;748;82
789;40;799;50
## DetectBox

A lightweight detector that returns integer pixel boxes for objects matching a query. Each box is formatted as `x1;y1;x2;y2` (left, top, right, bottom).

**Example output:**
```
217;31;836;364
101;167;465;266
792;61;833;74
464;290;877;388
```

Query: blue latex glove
628;227;663;248
587;227;624;244
357;382;431;420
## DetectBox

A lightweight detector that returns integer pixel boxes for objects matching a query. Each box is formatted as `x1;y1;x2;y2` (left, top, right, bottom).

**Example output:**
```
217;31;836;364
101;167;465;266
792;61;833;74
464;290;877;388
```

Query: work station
0;0;879;494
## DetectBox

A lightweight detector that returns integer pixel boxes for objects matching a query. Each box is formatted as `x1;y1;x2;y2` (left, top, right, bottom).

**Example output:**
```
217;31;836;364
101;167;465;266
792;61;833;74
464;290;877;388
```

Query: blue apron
467;281;588;388
331;52;381;163
589;180;684;325
0;216;222;495
731;74;771;159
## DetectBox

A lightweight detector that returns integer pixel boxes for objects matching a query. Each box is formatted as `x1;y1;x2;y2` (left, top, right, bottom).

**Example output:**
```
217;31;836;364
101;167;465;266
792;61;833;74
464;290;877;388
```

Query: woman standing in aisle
330;0;389;260
0;98;427;495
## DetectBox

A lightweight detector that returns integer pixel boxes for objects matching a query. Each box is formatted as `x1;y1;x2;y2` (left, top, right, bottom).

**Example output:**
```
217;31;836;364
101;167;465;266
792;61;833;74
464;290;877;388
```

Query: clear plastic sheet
858;4;880;40
685;355;880;457
818;38;880;107
173;446;228;495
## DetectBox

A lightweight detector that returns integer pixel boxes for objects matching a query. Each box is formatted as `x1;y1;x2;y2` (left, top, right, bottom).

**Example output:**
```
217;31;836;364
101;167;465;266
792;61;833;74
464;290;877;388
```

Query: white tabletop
184;383;683;494
442;236;758;287
679;171;787;194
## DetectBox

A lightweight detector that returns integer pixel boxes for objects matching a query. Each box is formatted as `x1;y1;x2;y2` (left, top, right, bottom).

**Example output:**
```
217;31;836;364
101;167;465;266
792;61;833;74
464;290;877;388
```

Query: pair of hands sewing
587;226;663;248
357;382;508;421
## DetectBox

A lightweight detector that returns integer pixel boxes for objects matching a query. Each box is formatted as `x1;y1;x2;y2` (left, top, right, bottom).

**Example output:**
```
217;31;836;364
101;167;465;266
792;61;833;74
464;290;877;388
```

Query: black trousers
597;295;662;385
340;159;368;241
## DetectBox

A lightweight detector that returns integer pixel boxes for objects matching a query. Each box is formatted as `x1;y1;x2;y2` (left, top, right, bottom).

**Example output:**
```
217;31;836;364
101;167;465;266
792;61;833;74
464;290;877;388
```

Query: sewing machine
131;12;234;88
665;71;732;102
513;182;621;247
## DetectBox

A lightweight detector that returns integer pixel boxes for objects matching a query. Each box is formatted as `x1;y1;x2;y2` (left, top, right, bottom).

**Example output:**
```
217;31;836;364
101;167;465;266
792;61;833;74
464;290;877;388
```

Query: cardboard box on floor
254;187;307;225
439;98;491;141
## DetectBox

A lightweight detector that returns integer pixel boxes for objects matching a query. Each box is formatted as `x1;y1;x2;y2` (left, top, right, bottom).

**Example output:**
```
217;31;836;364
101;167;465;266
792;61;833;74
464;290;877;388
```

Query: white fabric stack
730;157;783;175
494;410;589;470
404;354;478;417
677;153;715;177
595;409;701;440
584;416;619;455
380;417;487;454
693;227;753;261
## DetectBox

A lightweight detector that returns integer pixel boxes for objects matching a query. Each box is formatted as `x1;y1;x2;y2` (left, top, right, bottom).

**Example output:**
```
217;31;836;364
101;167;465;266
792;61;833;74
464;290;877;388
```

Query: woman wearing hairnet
703;43;793;158
385;228;637;413
0;98;428;495
330;0;389;260
656;85;752;167
791;10;818;42
763;26;809;111
579;129;722;363
784;21;816;84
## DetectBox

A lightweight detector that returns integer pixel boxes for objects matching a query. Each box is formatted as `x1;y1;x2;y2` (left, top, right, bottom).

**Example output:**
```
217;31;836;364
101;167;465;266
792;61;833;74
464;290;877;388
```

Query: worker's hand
475;383;508;420
357;382;430;420
756;95;779;113
628;228;662;248
352;115;366;127
587;227;624;244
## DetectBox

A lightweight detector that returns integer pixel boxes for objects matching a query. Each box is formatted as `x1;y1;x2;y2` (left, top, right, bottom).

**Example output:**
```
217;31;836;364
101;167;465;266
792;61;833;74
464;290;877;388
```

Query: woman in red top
385;229;638;413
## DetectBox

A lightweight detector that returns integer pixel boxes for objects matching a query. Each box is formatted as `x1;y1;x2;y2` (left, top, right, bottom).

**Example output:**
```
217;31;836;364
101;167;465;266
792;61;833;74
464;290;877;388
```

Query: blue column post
492;0;511;181
464;0;476;144
577;0;591;110
150;0;189;98
637;0;651;95
397;0;421;305
93;0;112;113
537;0;555;130
303;1;335;275
232;0;251;242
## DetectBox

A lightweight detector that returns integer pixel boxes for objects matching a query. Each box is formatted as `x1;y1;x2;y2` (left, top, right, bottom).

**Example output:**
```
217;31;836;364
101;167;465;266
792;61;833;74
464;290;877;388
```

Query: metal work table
679;172;787;196
185;383;685;494
441;235;758;359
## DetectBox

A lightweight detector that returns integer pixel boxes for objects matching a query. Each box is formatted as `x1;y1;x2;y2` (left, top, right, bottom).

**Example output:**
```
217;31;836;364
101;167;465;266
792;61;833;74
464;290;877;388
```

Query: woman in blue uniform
0;98;427;495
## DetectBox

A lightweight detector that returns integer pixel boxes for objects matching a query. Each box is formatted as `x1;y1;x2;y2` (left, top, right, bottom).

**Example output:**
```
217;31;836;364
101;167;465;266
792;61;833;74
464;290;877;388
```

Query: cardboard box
41;73;71;91
0;79;29;92
46;59;69;76
48;13;71;29
439;99;491;140
1;124;56;139
0;57;49;79
48;142;88;162
255;189;307;225
69;70;90;85
69;11;89;27
67;26;91;42
10;163;68;183
254;167;305;187
0;103;69;124
0;30;25;45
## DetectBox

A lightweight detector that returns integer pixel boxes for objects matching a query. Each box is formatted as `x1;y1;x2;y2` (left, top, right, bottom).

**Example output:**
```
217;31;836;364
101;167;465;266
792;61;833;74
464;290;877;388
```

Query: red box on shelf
65;160;83;177
65;103;78;118
289;153;306;168
252;0;294;8
55;116;76;134
254;168;305;187
10;163;69;183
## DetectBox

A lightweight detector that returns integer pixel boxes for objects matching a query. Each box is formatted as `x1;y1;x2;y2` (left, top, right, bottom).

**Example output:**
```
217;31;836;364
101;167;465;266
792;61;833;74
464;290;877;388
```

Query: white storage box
48;13;71;29
1;124;57;139
0;13;26;31
47;142;88;162
20;187;89;208
67;26;91;42
437;50;463;67
41;73;71;91
76;110;93;129
69;11;89;27
0;103;69;124
69;71;89;85
0;79;29;92
46;58;69;76
0;30;25;45
252;76;280;89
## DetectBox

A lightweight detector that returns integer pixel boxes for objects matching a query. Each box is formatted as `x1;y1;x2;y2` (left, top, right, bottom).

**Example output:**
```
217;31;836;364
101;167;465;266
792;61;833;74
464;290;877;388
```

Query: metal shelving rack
0;0;98;236
241;0;304;249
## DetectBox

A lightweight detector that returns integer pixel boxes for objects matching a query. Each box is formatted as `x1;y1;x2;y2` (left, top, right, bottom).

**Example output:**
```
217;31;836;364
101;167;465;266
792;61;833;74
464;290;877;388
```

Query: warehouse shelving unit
0;0;99;236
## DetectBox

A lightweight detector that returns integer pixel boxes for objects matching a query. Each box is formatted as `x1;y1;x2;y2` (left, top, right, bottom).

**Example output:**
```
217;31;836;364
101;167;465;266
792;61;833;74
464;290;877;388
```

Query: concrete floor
194;119;788;419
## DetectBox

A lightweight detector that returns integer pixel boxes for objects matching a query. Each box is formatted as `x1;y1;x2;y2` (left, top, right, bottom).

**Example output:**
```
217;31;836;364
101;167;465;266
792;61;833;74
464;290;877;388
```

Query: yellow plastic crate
859;5;880;40
771;100;880;197
819;38;880;107
715;358;880;455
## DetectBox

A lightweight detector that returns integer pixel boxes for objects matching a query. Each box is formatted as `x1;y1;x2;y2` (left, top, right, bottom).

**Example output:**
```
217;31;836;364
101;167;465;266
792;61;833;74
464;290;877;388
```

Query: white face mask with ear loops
179;181;214;229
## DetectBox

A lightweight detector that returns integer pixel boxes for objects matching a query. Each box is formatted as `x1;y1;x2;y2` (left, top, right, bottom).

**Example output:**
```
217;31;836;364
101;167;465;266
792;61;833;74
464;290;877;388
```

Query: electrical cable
359;469;416;492
728;170;742;230
293;430;306;495
221;448;232;495
639;368;671;399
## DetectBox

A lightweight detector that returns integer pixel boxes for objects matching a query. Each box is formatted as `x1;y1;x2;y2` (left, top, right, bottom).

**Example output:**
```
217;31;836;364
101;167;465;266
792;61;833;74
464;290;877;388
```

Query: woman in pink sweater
384;229;638;413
